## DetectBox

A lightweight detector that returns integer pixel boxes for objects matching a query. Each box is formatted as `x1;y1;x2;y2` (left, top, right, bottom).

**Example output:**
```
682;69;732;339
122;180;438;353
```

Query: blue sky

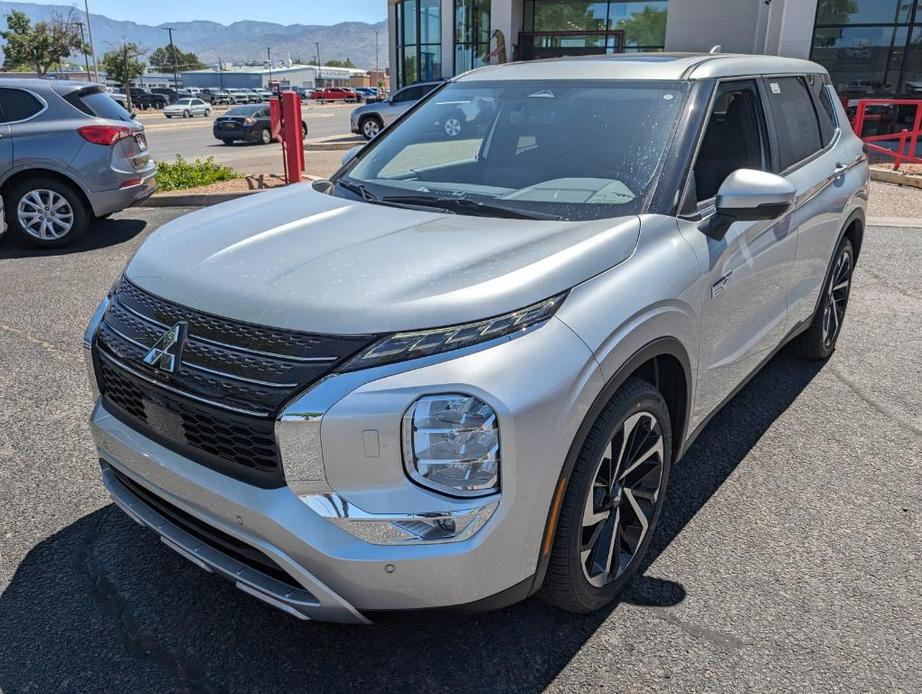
30;0;387;25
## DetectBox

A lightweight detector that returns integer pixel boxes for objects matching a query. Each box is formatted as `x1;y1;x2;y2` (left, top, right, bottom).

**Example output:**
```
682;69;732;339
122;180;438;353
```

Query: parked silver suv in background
0;79;156;247
86;54;867;622
350;81;442;139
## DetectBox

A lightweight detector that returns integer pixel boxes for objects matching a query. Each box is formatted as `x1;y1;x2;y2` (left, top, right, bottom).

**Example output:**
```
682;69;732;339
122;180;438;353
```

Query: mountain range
0;1;389;70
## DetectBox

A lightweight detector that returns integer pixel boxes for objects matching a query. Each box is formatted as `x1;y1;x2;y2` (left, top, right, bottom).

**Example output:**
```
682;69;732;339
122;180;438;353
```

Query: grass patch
156;155;239;192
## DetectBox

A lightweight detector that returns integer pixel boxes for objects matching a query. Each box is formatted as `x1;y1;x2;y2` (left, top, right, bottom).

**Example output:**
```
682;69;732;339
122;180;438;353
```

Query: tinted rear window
64;88;133;122
0;87;44;122
764;76;823;170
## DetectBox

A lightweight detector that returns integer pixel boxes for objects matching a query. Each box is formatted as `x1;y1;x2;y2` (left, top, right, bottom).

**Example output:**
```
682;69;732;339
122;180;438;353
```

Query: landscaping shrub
156;155;239;192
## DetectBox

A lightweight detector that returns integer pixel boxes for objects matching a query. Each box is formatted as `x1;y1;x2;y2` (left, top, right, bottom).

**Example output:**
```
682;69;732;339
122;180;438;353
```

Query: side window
764;76;823;170
394;86;423;103
808;74;837;147
694;80;769;203
0;87;44;122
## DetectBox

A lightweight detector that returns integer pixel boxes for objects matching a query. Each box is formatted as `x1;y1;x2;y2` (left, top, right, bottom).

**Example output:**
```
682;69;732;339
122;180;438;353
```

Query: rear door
761;74;857;329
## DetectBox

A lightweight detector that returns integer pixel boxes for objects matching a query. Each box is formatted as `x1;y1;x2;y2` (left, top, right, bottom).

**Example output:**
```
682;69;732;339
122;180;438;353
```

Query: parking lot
0;206;919;691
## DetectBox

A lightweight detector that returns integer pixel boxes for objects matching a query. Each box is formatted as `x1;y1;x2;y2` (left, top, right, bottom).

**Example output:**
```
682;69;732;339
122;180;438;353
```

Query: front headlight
342;292;566;371
402;394;499;497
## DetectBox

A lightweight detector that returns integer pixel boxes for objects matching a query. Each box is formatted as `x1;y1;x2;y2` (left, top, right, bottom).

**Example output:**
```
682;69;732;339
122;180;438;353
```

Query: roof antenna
709;45;722;54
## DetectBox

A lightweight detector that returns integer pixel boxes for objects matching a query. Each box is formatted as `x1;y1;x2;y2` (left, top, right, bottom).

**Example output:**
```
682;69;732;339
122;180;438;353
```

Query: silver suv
85;54;867;623
350;81;442;139
0;79;156;247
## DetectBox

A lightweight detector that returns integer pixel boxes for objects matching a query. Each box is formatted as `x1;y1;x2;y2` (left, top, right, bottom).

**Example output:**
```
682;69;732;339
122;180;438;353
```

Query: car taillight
78;124;133;146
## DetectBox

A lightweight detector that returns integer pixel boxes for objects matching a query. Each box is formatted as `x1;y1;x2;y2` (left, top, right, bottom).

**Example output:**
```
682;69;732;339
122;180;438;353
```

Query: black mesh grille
93;278;376;487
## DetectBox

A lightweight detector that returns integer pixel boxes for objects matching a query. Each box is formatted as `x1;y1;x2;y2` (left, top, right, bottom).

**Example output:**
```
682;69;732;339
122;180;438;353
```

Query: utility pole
163;26;180;89
218;56;224;88
267;46;272;84
315;42;322;86
375;30;379;71
82;0;99;82
75;23;91;80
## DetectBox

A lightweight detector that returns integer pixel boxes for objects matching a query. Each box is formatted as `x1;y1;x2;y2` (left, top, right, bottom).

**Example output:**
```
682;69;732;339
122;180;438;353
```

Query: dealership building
387;0;922;98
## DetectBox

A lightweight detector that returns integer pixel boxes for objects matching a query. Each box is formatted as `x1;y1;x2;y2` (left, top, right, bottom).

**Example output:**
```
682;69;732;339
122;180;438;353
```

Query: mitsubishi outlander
85;54;868;623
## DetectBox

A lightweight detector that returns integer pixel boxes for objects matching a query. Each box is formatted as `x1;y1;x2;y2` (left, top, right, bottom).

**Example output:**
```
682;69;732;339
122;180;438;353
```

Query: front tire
5;177;90;248
791;237;854;360
360;116;382;140
540;377;672;614
183;110;190;118
259;128;272;145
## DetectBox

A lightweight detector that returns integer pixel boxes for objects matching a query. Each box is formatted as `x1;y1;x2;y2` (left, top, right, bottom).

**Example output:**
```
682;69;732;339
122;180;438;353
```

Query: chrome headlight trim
300;491;498;545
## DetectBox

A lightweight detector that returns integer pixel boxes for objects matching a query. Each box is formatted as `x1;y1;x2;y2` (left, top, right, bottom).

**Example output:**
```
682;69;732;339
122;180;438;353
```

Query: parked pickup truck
128;88;167;110
311;87;360;103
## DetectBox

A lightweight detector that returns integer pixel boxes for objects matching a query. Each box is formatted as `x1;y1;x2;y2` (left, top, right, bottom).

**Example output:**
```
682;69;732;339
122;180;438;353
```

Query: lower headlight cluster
402;394;499;497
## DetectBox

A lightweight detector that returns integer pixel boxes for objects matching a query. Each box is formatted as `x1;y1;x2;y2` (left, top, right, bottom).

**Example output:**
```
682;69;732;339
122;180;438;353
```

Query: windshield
339;79;689;220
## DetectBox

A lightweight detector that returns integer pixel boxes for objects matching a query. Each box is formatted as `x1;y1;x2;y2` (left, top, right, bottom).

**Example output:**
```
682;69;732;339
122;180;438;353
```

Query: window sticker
770;82;781;94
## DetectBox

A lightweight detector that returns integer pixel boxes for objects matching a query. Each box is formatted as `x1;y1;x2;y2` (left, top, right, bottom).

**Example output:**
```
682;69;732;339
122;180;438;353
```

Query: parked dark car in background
128;88;166;110
150;87;179;104
0;80;155;247
213;104;308;145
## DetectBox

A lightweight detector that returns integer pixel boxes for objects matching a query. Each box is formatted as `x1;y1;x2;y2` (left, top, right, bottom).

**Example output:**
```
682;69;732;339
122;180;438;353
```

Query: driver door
684;79;798;427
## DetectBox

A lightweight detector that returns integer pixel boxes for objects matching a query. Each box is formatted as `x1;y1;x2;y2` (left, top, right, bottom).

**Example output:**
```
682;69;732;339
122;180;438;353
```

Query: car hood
126;184;640;335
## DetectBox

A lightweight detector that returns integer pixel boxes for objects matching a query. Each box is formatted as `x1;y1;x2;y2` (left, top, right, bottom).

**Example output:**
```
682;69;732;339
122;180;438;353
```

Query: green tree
324;58;355;68
1;9;86;75
102;42;146;111
149;44;206;72
615;7;667;48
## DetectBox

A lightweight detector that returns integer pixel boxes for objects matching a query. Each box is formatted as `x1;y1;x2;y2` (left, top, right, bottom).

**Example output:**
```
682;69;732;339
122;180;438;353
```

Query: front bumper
87;313;604;621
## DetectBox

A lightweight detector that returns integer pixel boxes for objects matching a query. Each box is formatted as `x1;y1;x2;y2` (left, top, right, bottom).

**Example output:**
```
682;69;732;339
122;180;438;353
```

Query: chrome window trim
0;86;49;125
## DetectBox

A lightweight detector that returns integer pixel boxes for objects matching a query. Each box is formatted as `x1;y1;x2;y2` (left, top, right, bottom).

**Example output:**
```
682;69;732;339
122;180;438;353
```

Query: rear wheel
791;237;854;360
204;108;211;117
540;377;672;613
6;177;89;248
183;110;190;118
259;128;272;145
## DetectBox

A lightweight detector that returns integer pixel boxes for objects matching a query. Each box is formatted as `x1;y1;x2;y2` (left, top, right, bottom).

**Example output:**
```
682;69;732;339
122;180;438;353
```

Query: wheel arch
1;167;92;216
529;336;692;596
841;207;864;262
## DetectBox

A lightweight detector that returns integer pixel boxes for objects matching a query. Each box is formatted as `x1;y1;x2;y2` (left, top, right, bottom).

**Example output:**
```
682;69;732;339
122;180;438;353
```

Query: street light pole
315;42;322;86
267;46;272;84
375;30;379;71
82;0;99;82
163;26;180;89
218;56;224;88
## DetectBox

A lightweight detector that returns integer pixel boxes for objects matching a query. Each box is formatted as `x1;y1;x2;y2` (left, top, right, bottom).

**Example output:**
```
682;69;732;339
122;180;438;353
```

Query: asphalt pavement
0;208;919;692
139;104;354;174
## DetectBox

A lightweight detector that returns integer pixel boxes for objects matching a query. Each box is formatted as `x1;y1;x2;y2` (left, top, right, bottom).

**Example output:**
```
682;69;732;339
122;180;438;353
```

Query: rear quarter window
764;76;823;170
0;87;45;122
63;88;133;122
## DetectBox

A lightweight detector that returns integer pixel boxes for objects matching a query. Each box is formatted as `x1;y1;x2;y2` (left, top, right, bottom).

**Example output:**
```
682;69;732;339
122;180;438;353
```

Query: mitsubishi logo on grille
143;321;188;374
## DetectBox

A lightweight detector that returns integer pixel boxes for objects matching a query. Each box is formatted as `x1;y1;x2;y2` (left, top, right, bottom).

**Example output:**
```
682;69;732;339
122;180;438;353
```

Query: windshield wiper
380;195;563;220
336;180;455;214
337;179;378;201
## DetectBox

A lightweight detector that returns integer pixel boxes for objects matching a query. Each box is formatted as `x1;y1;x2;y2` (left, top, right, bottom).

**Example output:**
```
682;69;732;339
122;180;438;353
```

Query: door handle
833;162;848;178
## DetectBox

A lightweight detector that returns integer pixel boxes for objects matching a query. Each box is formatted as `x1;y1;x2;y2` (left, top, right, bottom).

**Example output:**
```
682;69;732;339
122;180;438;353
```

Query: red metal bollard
269;90;304;183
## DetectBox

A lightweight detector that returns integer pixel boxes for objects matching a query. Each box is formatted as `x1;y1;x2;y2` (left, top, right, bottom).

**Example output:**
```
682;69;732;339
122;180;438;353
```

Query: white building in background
387;0;921;100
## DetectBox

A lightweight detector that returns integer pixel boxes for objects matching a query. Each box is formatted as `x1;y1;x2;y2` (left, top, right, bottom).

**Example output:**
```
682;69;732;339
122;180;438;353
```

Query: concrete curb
870;168;922;189
867;215;922;228
142;190;263;207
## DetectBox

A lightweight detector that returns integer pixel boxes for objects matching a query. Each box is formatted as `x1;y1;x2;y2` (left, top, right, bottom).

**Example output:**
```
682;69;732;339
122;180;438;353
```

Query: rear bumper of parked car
90;172;157;216
85;307;602;622
213;125;260;141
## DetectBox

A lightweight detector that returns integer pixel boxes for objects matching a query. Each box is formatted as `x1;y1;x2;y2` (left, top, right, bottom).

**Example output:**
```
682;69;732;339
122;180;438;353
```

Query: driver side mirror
699;169;796;240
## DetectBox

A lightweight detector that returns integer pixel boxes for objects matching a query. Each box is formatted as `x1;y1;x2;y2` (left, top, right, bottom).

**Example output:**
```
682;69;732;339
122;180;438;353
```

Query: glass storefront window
520;1;668;60
395;0;441;87
815;0;910;26
455;0;492;74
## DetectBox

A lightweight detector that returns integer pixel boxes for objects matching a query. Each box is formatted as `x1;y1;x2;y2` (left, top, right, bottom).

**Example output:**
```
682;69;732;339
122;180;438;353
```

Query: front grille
93;277;376;487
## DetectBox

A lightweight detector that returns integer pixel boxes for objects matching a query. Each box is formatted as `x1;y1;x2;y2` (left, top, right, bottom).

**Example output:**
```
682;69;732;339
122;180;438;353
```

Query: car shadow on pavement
0;217;148;259
0;354;823;693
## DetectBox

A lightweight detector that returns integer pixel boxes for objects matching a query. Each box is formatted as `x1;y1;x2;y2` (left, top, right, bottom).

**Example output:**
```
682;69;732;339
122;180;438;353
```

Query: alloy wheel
822;247;852;349
261;128;272;144
17;189;74;241
580;411;665;588
363;119;380;139
444;117;462;137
